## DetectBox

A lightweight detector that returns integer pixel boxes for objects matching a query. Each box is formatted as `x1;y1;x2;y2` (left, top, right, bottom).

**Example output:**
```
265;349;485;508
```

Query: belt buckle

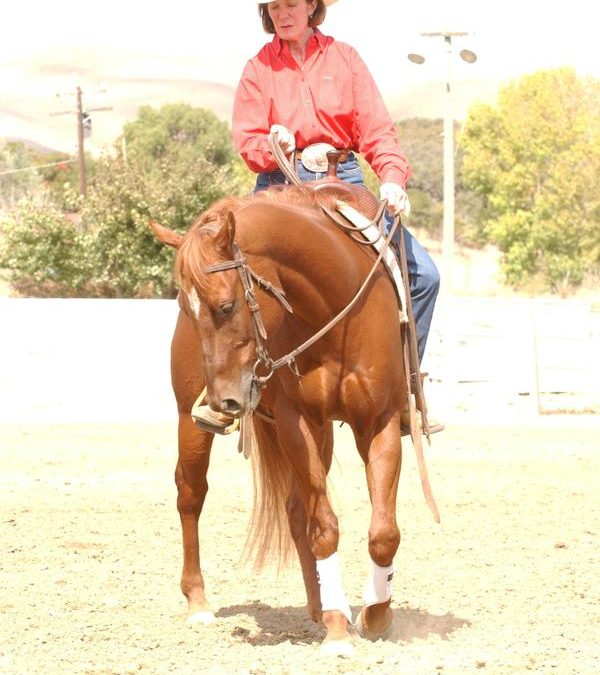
299;142;337;173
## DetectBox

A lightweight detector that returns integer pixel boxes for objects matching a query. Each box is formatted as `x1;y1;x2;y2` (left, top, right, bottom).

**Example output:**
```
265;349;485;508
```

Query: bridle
204;243;289;390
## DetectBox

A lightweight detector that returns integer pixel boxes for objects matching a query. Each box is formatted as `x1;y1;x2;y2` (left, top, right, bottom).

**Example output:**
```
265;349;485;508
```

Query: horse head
150;211;262;418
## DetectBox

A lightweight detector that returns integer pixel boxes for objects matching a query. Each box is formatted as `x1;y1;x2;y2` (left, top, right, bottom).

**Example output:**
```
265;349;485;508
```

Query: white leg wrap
316;552;352;622
363;560;394;607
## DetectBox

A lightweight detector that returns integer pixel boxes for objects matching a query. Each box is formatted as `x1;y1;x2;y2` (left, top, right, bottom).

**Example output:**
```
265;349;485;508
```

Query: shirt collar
272;29;327;57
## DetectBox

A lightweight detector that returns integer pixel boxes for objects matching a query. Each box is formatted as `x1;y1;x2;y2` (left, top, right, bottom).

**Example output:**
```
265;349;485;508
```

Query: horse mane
175;184;365;292
194;183;363;227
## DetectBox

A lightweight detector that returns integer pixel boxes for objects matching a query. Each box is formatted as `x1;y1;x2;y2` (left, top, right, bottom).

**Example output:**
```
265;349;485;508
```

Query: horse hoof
320;637;355;658
354;611;394;642
186;610;216;626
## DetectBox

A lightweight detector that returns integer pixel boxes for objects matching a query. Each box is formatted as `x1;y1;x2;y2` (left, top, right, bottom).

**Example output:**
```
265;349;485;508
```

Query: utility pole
408;32;477;293
76;86;86;196
52;87;112;197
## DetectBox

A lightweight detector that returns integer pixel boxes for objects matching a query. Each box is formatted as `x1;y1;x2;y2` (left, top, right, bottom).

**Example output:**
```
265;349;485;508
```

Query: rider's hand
379;182;411;217
270;124;296;154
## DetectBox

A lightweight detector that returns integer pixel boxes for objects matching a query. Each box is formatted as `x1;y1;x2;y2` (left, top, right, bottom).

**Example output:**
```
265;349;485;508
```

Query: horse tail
244;418;296;571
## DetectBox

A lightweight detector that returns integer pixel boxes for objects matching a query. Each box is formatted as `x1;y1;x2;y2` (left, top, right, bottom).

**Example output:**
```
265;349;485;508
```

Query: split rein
204;136;400;393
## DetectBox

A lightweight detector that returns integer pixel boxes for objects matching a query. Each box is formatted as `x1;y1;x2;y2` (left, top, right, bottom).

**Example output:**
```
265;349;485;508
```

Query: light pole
408;33;477;293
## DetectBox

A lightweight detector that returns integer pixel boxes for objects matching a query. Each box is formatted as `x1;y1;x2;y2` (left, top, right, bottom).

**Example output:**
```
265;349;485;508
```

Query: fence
424;296;600;420
0;297;598;425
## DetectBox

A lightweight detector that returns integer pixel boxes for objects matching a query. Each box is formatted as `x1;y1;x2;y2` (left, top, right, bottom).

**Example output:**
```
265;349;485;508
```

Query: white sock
316;552;352;621
363;559;394;607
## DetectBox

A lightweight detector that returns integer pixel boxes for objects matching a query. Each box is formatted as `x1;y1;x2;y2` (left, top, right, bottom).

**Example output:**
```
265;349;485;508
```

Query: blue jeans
255;155;440;363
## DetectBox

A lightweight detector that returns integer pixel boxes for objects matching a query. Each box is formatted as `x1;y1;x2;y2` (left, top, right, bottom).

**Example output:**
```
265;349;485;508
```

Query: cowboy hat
256;1;338;4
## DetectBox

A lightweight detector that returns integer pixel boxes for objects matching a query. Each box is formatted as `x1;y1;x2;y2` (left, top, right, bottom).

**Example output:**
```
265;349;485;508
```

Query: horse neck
237;206;363;327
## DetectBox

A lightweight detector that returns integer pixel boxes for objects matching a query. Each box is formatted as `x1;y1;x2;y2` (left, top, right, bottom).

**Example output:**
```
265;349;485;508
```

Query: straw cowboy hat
256;1;338;4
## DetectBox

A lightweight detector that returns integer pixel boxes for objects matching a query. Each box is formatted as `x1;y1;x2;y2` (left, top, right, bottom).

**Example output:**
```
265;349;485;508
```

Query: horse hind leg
175;413;215;625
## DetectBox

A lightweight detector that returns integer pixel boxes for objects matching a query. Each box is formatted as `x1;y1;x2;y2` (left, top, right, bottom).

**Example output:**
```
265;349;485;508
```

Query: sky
2;0;599;151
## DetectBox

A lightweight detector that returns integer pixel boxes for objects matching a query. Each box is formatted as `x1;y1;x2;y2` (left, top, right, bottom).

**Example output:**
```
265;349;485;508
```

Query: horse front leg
285;420;334;624
354;416;402;640
176;413;215;624
277;411;353;657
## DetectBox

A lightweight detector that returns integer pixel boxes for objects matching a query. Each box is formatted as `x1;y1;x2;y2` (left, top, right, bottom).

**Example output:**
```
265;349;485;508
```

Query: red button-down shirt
232;30;412;187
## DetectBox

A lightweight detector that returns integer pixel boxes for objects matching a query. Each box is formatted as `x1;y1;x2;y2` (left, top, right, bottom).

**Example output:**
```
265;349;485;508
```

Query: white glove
379;182;411;217
269;124;296;154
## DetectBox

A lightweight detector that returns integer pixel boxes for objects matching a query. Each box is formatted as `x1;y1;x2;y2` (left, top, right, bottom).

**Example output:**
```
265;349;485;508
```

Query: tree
461;68;600;293
122;103;235;169
1;105;249;297
395;118;482;240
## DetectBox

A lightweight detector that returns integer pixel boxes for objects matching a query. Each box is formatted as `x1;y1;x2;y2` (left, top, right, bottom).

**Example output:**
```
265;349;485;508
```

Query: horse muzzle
209;368;261;419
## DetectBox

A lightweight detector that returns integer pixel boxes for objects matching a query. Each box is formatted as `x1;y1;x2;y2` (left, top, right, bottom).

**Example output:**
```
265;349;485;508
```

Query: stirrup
400;410;445;437
191;394;239;435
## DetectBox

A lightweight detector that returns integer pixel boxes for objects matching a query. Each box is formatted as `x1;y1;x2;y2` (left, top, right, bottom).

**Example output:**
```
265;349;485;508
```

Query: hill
0;46;500;156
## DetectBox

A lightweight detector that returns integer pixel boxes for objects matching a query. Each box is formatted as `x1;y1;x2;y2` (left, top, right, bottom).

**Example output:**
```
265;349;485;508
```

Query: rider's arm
232;60;278;173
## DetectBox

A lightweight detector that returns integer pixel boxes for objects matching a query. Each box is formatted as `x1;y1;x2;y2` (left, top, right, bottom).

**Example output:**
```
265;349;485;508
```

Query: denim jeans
255;154;440;363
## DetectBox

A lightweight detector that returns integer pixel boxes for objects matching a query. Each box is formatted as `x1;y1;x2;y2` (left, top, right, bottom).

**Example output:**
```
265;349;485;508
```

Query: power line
0;158;77;177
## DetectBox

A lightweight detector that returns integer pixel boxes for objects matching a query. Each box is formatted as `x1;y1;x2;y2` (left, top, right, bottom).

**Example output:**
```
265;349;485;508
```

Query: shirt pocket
315;73;350;118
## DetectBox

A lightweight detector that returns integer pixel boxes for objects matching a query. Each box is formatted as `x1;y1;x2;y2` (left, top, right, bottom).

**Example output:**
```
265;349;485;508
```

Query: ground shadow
217;602;322;646
217;602;471;647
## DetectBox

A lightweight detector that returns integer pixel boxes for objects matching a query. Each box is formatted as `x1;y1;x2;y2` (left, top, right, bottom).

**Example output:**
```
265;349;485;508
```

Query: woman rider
232;0;442;433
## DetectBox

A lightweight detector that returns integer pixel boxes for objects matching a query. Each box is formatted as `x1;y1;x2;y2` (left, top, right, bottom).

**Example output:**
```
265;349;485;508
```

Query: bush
1;105;251;298
0;202;93;296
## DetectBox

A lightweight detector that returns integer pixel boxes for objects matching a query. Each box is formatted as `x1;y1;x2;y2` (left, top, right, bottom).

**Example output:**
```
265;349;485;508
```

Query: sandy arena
1;417;598;674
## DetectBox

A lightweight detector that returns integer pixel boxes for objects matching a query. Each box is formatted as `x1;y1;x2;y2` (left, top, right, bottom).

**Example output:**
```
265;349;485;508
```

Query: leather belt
296;148;352;163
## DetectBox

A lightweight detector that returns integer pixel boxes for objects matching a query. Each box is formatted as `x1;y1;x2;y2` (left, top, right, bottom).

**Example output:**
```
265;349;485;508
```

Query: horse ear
214;209;236;255
149;220;183;249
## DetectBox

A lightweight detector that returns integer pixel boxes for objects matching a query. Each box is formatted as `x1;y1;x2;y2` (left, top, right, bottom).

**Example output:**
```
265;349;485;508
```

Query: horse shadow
216;602;471;646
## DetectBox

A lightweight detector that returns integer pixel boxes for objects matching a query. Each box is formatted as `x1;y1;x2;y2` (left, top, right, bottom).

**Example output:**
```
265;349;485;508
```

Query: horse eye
220;301;235;315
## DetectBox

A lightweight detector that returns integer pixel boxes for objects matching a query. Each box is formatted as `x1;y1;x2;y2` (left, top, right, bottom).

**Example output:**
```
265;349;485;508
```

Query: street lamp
408;32;477;293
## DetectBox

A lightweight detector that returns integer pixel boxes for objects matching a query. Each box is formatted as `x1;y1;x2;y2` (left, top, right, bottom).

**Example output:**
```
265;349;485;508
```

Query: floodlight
459;49;477;63
407;53;426;65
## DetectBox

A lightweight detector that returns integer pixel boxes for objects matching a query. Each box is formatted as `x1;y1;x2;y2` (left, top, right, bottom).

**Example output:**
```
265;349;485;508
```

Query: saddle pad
336;201;408;322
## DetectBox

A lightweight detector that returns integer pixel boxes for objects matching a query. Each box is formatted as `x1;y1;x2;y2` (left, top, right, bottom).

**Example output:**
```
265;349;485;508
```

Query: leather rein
204;134;400;393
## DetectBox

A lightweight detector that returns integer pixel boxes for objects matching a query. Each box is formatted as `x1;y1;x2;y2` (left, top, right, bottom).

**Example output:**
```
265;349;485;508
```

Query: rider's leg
401;226;440;364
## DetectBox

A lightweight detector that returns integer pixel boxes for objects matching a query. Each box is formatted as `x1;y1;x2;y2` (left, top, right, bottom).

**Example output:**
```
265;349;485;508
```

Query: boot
400;408;445;436
402;372;445;437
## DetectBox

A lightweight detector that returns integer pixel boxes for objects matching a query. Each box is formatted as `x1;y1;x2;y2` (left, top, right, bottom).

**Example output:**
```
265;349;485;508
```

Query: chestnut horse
151;184;436;656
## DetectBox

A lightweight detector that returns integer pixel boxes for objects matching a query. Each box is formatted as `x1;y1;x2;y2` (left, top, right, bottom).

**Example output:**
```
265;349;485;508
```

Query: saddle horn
326;150;342;178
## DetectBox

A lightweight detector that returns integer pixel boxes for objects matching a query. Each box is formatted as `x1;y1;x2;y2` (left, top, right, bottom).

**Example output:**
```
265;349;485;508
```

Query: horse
150;182;437;656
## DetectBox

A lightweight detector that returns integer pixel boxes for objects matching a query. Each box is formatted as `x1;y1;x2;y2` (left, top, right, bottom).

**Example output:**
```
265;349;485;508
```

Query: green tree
1;105;248;297
395;118;483;240
122;103;234;169
461;68;600;294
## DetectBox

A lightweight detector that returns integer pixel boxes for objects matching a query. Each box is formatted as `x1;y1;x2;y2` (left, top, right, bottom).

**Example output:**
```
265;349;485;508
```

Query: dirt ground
1;419;598;675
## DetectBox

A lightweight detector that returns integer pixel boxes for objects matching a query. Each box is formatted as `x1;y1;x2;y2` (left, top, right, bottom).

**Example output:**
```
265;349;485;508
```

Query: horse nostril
222;399;242;416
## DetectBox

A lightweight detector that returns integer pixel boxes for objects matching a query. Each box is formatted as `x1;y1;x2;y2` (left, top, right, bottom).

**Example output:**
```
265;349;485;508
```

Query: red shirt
232;30;412;187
